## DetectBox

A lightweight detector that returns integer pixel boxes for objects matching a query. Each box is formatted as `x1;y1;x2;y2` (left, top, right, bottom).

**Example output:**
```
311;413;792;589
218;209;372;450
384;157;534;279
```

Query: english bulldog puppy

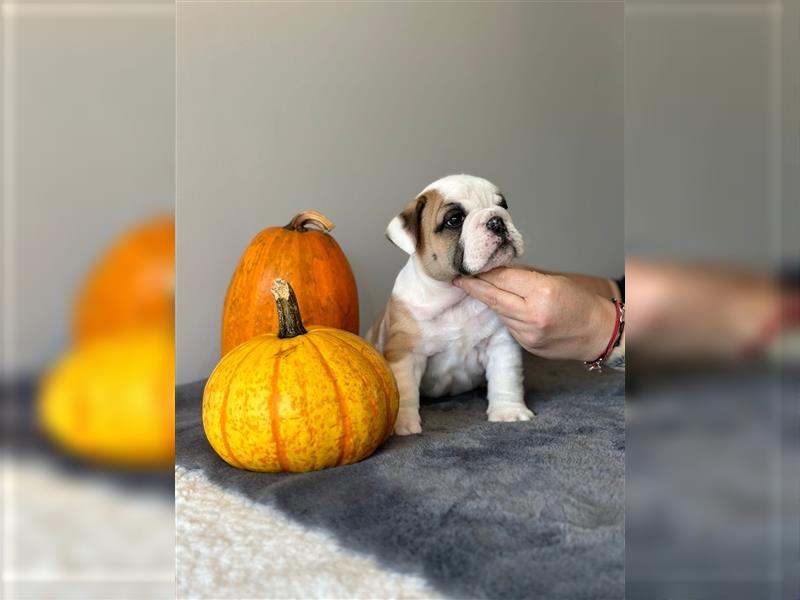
368;174;533;435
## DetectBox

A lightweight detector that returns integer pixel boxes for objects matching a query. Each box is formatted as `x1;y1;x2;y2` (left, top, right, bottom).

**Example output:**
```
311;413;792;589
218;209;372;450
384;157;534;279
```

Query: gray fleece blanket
176;356;625;600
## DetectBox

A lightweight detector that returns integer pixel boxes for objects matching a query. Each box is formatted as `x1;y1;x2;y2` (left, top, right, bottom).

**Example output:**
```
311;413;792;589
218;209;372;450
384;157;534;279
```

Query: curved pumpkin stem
270;279;308;338
285;210;334;233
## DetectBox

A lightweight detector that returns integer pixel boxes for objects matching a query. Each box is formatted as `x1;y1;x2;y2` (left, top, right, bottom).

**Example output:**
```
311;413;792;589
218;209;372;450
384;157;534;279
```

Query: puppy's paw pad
487;405;534;422
394;413;422;436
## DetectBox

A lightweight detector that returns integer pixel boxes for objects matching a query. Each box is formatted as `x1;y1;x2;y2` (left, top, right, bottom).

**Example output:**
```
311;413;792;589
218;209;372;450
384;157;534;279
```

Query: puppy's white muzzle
460;207;524;275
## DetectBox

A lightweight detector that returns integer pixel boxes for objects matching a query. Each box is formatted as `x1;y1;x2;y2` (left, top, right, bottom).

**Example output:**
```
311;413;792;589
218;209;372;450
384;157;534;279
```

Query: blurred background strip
2;1;175;599
625;1;798;599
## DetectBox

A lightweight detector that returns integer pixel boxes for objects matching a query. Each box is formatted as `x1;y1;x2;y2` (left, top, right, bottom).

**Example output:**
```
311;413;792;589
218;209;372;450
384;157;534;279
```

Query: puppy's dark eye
444;211;465;229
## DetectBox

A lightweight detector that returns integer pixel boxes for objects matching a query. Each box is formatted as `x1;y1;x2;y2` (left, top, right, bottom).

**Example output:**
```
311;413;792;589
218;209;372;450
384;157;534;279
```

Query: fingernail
452;278;462;287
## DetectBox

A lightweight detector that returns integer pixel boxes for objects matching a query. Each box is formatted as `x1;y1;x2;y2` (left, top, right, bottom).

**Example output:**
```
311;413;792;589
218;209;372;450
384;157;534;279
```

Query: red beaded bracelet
585;298;625;372
741;290;800;358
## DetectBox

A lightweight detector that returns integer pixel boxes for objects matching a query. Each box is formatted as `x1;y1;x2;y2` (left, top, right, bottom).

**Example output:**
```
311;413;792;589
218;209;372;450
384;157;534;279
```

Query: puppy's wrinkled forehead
422;175;505;210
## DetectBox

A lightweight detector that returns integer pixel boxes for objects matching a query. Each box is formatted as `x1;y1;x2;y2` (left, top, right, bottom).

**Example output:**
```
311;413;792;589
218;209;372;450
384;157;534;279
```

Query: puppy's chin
468;241;518;275
485;241;519;270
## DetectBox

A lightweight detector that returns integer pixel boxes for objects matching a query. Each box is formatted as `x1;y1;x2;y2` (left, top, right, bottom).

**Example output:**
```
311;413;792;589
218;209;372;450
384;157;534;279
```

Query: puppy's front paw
394;411;422;436
487;404;534;423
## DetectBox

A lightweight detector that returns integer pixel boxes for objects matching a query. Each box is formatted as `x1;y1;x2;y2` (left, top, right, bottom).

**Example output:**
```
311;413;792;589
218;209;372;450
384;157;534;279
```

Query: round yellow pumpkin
38;328;175;468
203;279;398;472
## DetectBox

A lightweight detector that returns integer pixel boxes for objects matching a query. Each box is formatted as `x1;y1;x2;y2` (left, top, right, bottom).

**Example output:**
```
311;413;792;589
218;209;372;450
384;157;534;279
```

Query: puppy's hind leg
484;330;533;422
388;353;426;435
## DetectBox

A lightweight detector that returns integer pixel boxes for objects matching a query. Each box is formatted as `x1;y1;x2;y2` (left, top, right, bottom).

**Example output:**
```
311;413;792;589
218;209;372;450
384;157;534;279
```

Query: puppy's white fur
369;175;532;435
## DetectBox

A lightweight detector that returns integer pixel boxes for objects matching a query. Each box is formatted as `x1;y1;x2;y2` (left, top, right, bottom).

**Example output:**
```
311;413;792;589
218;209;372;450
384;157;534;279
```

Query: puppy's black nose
486;216;507;235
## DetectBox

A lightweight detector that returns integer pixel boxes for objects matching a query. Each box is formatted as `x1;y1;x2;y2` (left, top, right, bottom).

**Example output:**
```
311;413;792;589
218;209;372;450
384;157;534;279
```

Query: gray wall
176;1;623;383
3;1;174;377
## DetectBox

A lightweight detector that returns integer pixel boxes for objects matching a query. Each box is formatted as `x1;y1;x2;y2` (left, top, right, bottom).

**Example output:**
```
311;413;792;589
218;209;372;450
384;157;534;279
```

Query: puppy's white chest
417;297;502;397
420;297;499;351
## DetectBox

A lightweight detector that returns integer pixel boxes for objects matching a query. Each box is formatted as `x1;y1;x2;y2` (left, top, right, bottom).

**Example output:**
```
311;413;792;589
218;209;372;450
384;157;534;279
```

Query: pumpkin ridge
329;242;357;328
269;350;290;471
243;231;284;349
297;233;321;326
318;331;382;450
239;338;279;470
220;261;243;355
297;374;316;470
320;330;395;442
223;229;279;354
218;342;263;468
317;330;382;417
221;242;254;354
314;239;335;326
304;335;352;466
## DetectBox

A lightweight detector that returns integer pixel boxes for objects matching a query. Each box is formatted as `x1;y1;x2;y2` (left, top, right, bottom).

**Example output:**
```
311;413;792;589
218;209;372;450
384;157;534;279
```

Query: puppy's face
386;175;524;281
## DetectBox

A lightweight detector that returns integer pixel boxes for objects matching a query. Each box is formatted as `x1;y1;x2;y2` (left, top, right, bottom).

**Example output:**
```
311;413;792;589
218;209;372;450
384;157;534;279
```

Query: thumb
475;267;544;298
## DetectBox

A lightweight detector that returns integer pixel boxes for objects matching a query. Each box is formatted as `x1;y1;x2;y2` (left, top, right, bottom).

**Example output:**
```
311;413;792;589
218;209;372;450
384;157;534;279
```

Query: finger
456;276;527;320
475;267;548;298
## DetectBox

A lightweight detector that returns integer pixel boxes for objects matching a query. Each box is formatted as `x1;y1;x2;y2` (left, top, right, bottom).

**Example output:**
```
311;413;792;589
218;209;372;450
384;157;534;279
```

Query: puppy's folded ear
385;195;427;255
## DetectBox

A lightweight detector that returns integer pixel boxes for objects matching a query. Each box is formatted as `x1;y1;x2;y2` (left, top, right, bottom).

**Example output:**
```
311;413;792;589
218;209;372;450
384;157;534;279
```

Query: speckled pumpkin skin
202;327;398;472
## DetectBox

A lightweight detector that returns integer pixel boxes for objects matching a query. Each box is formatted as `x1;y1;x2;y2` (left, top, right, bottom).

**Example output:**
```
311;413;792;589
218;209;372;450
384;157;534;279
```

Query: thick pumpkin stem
270;279;308;338
285;210;334;233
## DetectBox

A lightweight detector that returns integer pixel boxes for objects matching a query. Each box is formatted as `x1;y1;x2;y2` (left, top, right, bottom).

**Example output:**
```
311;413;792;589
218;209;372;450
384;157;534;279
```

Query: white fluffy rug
176;466;440;599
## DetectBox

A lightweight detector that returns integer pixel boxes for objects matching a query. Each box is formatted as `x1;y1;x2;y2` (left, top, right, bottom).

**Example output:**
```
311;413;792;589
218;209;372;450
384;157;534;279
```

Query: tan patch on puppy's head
385;190;460;281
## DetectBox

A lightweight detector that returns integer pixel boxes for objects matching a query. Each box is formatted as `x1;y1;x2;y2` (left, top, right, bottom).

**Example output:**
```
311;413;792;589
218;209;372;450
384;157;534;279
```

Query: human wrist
582;296;619;362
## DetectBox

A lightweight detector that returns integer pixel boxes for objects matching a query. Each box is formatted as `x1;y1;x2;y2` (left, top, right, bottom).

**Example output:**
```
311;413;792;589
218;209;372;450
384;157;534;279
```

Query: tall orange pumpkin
204;279;397;472
220;210;358;356
73;215;174;344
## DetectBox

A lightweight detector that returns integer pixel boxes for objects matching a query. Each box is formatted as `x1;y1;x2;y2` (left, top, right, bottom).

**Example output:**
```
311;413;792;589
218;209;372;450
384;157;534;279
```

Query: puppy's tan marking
399;196;427;253
368;296;420;364
398;190;468;282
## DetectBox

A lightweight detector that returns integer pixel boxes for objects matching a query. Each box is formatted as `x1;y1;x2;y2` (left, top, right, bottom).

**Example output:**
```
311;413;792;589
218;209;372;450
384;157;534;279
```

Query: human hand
453;267;618;362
